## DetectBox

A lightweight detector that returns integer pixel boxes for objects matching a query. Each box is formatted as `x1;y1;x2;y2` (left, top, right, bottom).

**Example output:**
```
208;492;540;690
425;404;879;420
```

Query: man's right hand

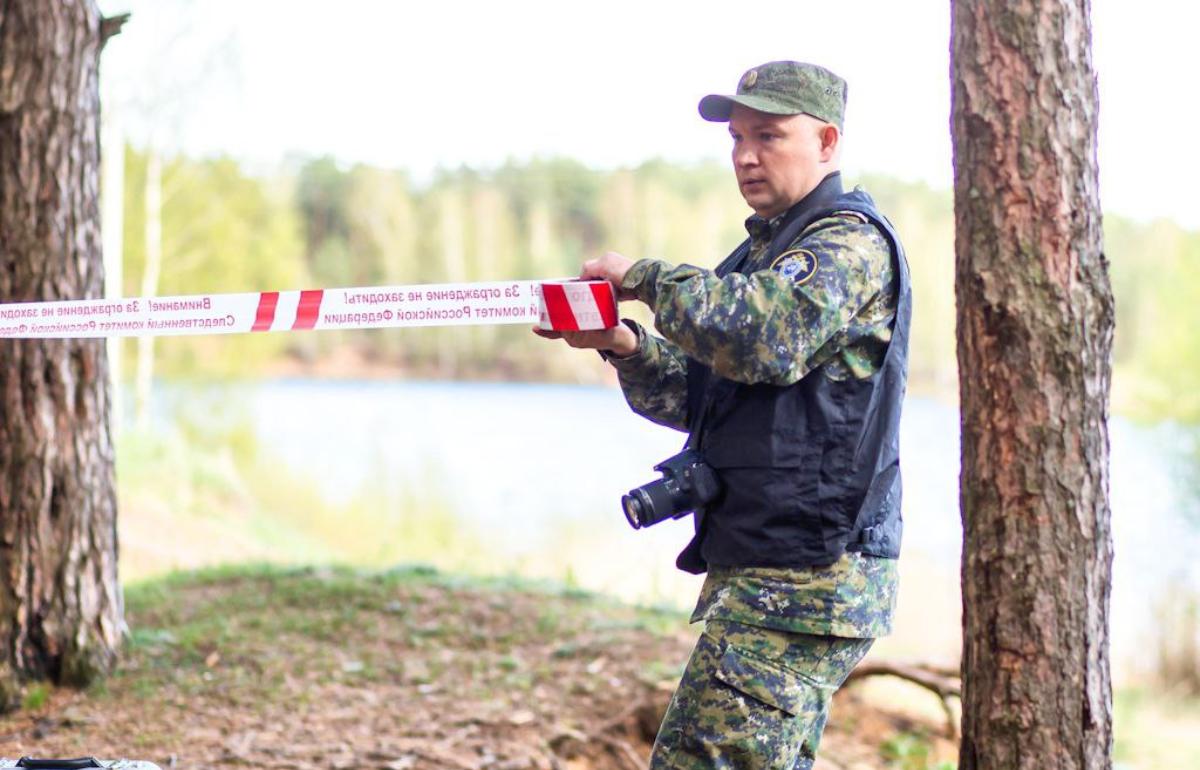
532;322;639;358
581;252;637;301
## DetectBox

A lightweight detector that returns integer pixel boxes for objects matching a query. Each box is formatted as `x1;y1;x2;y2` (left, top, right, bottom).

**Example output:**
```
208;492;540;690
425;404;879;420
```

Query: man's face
728;105;830;219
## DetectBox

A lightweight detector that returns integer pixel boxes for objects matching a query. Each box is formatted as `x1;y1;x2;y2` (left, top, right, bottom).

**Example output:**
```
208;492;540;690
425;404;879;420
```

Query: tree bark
951;1;1114;768
0;0;123;706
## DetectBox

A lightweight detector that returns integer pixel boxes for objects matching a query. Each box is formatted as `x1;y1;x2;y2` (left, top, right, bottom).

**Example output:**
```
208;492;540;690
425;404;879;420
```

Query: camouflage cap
698;61;847;129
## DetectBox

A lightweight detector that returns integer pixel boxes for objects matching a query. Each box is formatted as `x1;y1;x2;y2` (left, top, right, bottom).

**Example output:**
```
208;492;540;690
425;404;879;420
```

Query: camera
621;448;721;530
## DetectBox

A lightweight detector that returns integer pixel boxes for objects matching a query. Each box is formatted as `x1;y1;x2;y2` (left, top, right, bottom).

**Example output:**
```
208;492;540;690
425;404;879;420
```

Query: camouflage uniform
608;202;900;769
611;209;898;427
599;59;902;769
649;620;873;769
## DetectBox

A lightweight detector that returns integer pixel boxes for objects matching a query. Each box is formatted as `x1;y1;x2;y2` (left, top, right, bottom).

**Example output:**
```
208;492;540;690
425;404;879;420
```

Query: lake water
155;380;1200;679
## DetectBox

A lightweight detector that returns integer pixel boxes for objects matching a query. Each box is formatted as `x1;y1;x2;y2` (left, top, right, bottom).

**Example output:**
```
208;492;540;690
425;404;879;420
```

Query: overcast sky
98;0;1198;228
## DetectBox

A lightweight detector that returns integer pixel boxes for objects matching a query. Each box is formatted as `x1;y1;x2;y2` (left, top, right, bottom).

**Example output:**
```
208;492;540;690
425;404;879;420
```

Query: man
536;61;910;769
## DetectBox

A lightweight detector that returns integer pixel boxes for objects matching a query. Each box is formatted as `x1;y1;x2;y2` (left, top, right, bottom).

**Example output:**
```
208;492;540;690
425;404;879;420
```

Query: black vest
677;179;911;574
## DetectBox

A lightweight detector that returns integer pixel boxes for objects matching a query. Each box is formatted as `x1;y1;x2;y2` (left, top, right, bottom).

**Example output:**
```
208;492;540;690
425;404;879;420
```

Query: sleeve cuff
599;319;649;368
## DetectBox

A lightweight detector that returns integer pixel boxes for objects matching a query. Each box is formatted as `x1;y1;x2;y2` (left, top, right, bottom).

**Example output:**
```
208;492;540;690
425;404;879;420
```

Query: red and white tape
0;279;618;340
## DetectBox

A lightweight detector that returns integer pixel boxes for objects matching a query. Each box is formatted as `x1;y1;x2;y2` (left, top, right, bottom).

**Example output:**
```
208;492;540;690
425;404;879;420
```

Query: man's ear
819;124;840;162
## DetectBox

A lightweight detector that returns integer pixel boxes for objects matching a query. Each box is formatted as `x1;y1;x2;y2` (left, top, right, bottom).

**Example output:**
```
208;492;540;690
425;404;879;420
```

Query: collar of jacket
743;171;845;243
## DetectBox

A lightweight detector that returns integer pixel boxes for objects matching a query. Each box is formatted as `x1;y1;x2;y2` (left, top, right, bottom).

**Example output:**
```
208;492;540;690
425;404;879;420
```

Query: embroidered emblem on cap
771;248;818;285
741;70;758;90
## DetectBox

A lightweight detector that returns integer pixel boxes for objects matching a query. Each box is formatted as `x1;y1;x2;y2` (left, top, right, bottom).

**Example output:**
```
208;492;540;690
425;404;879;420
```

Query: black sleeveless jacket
676;177;911;574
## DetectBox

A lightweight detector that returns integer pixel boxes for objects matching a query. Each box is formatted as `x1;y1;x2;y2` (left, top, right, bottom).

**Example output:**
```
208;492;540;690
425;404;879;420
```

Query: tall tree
951;1;1115;768
0;2;126;704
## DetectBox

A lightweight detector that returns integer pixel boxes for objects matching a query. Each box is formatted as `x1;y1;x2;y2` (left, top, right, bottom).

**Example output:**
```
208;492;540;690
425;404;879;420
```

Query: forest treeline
116;148;1199;423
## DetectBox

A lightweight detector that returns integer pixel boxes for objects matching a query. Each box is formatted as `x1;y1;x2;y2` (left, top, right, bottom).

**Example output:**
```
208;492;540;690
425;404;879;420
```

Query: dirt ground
0;566;956;769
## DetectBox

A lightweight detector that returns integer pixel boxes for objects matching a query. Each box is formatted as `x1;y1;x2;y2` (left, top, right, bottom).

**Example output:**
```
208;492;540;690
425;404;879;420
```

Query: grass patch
881;730;954;770
113;562;690;708
21;683;50;711
115;417;490;583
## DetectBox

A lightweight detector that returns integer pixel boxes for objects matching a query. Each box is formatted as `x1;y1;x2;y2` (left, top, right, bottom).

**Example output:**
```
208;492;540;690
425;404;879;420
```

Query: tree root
843;660;962;739
545;692;667;770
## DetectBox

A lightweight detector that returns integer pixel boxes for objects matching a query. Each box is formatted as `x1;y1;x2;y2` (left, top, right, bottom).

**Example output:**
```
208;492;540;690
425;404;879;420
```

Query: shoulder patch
770;248;819;285
831;210;869;224
797;212;868;239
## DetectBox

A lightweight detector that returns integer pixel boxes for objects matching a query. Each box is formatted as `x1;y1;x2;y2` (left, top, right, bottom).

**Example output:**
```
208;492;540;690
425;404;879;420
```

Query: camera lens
622;492;648;529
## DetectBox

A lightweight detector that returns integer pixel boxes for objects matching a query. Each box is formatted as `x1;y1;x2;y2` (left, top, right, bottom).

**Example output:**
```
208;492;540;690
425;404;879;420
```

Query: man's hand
582;252;637;300
533;251;642;356
532;322;639;358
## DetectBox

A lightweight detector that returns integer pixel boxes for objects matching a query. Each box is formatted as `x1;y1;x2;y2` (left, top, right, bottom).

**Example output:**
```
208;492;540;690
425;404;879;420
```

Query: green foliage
296;156;353;276
881;731;954;770
122;146;306;378
1107;217;1200;422
21;682;50;711
1115;687;1200;769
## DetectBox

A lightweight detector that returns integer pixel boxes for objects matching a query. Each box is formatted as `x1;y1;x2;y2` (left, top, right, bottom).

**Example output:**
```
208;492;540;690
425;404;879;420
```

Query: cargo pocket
714;643;827;720
652;632;835;769
657;638;825;762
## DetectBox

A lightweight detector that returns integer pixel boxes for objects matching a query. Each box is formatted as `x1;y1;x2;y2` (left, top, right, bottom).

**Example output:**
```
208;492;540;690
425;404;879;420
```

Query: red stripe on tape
588;282;618;328
293;290;324;330
540;283;578;331
252;292;279;332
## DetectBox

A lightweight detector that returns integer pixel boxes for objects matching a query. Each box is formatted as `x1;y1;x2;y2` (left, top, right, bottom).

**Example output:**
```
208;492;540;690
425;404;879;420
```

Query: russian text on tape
0;279;616;339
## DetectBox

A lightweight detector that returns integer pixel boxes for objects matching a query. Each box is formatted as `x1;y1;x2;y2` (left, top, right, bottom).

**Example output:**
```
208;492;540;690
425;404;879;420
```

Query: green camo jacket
607;207;900;637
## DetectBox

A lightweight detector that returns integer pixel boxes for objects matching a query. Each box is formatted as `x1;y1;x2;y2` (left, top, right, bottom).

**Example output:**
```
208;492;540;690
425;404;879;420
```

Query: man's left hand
531;323;638;357
582;252;636;300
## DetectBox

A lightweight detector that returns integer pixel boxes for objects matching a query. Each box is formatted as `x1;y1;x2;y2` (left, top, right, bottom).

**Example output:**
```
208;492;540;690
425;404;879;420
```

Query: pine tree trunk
0;0;123;706
951;1;1115;768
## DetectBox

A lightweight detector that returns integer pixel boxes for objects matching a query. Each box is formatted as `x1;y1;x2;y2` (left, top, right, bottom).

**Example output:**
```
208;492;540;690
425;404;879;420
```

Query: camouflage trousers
649;619;874;770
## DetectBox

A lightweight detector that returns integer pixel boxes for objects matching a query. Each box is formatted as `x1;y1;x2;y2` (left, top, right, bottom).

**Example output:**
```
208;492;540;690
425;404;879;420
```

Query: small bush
21;682;50;711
